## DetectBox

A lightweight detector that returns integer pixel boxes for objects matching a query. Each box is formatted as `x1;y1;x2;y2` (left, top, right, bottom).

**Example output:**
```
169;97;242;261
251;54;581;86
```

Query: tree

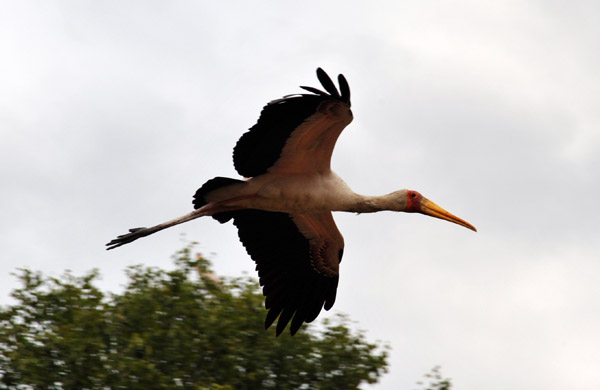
0;244;388;390
416;366;452;390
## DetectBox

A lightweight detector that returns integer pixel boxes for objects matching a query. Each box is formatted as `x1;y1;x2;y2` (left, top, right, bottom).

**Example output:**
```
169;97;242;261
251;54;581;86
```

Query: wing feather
233;68;352;177
338;74;351;104
316;67;341;99
266;100;352;174
230;210;343;336
299;85;328;96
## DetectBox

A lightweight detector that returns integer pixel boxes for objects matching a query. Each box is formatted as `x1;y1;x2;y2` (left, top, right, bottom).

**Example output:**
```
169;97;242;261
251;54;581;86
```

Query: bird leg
106;194;259;250
105;208;209;250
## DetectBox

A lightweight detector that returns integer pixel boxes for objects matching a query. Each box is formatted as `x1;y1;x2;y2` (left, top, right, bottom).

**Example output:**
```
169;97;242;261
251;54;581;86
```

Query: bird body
107;68;476;336
205;171;357;214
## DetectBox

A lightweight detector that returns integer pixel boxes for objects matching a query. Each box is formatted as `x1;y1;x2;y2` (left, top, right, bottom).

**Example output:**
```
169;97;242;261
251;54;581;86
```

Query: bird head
404;190;477;232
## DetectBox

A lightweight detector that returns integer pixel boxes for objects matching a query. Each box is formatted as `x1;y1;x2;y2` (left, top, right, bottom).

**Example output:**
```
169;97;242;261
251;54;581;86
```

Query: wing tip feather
305;67;351;106
338;74;351;105
316;67;340;99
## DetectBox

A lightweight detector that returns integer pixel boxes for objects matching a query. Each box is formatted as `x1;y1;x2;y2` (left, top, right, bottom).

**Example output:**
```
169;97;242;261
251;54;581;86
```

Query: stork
107;68;476;336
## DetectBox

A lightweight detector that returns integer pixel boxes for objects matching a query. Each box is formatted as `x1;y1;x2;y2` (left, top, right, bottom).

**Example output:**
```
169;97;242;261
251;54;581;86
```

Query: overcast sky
2;1;599;389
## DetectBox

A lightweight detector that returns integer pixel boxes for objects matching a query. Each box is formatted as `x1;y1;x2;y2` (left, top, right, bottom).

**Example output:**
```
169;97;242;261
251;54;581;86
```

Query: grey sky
1;1;599;389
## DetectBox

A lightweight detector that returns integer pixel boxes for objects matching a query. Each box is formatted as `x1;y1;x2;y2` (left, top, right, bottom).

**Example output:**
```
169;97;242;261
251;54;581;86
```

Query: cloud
1;1;599;389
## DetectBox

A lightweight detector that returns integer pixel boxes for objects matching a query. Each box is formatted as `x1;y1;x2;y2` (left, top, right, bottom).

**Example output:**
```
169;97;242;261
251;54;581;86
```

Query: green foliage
415;366;452;390
0;245;388;390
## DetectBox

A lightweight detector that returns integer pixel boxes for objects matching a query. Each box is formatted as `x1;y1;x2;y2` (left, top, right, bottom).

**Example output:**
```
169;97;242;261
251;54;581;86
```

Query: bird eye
410;192;416;198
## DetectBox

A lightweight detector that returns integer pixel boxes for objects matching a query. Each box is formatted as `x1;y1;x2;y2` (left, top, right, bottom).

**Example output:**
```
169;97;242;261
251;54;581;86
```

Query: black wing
233;68;352;178
228;209;341;336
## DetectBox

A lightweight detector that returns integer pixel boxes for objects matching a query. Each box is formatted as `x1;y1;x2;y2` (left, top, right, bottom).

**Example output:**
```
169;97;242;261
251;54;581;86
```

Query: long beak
420;198;477;232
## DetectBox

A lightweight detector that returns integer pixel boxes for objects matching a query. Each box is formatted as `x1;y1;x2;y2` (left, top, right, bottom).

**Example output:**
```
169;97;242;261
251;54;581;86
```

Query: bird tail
193;177;245;223
192;177;244;208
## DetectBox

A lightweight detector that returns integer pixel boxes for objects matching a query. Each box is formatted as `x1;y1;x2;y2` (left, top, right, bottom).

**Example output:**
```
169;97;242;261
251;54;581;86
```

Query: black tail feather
193;177;244;223
193;177;243;209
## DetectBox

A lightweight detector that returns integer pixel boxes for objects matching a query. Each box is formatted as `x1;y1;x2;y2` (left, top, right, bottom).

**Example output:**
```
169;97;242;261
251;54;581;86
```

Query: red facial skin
406;190;423;213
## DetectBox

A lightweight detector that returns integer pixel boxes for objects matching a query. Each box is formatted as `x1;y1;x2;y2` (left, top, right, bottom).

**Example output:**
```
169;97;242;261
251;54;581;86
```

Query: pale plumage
107;68;476;336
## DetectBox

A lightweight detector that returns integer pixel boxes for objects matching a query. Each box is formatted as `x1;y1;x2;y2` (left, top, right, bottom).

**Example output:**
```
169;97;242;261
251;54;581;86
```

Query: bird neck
347;191;407;213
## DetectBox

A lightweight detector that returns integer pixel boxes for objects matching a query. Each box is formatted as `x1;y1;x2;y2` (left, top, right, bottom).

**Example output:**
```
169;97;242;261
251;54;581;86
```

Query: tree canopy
0;245;389;390
416;366;452;390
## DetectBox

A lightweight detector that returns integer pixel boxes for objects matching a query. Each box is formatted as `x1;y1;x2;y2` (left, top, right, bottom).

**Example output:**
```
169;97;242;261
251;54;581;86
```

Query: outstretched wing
233;68;353;177
228;209;344;336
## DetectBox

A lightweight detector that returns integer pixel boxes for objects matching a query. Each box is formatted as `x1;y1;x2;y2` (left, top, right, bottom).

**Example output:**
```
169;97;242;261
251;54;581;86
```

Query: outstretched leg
106;208;209;250
106;194;258;250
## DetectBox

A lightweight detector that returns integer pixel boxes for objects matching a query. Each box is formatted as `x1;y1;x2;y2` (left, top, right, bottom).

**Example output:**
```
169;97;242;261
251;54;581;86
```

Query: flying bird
107;68;476;336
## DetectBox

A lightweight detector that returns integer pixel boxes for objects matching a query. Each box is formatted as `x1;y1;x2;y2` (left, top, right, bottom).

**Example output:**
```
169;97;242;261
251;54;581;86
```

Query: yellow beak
420;198;477;232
